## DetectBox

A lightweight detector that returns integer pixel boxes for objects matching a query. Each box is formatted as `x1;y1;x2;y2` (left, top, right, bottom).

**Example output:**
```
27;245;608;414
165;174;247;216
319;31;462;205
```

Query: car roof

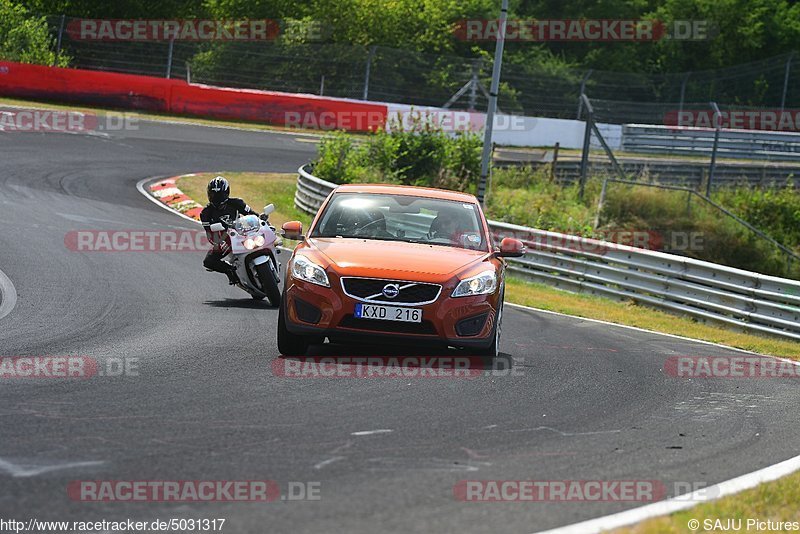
332;183;479;204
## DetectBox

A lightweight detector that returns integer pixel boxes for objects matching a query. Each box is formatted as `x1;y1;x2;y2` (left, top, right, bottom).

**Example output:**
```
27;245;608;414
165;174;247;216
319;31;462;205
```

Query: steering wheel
354;218;388;236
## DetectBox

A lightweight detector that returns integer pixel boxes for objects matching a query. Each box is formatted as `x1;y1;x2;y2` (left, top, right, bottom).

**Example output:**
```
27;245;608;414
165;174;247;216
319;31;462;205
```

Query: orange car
277;184;525;358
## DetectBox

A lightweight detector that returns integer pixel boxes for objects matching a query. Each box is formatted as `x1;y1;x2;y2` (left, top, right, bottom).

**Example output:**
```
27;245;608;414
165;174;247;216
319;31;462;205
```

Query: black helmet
207;176;230;207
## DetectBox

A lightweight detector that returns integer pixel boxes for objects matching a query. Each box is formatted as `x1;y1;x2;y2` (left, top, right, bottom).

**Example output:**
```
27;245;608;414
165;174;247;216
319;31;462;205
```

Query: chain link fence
40;15;800;125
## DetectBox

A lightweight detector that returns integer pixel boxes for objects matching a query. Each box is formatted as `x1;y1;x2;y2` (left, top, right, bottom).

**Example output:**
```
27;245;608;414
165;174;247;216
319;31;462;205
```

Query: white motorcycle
209;204;283;305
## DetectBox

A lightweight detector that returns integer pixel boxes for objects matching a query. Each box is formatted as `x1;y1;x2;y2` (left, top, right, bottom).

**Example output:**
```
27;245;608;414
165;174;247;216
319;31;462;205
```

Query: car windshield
234;214;260;235
311;192;487;251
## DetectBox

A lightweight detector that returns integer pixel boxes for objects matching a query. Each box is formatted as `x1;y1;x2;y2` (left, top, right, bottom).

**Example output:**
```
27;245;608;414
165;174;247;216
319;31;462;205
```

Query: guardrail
295;164;800;341
622;124;800;162
496;157;800;189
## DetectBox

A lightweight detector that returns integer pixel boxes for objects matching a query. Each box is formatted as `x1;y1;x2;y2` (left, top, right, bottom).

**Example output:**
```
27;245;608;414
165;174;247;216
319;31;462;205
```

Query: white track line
534;453;800;534
136;175;292;255
508;301;800;533
135;176;201;225
0;267;17;321
507;301;800;363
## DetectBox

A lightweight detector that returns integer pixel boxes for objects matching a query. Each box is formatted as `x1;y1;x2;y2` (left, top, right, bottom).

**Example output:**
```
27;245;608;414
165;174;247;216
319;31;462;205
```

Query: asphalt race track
1;116;799;533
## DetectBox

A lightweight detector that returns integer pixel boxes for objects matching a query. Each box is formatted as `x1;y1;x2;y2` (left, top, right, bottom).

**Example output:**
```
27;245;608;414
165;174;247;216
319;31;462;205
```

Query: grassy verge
177;171;800;532
611;472;800;533
506;278;800;359
178;172;313;230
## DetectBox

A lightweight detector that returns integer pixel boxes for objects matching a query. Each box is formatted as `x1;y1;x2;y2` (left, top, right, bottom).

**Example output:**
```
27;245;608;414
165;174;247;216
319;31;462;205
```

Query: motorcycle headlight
452;270;497;297
291;255;330;287
254;235;266;247
243;238;256;250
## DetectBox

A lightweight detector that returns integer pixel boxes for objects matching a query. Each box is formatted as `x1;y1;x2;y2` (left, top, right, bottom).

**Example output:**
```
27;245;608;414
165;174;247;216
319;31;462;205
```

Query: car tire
255;261;281;307
277;299;310;356
477;289;504;360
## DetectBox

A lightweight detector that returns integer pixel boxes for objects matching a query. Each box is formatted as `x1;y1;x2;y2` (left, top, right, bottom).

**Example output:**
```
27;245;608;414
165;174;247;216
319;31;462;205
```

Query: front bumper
284;277;498;349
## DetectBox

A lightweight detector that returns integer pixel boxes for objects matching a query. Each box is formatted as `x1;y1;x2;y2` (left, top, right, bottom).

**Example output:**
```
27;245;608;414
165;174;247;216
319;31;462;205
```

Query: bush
486;166;595;234
599;182;800;278
313;125;481;188
0;0;67;66
312;131;367;184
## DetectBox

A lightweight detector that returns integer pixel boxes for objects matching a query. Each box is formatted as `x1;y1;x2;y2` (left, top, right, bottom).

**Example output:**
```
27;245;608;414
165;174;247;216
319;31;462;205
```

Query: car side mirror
209;222;225;232
263;204;275;216
282;221;304;240
495;237;525;258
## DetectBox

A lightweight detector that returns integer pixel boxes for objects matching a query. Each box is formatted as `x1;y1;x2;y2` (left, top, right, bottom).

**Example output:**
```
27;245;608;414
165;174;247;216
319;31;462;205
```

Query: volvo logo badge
382;284;400;299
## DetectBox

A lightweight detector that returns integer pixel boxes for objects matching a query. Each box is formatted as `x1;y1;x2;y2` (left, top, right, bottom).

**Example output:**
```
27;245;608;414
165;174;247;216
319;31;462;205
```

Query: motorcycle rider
200;176;262;285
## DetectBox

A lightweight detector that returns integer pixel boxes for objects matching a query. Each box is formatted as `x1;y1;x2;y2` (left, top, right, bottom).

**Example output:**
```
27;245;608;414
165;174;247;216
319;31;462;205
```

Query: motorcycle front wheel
255;260;281;307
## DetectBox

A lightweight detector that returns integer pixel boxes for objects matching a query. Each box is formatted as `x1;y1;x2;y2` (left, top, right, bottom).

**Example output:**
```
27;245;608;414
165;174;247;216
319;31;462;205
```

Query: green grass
177;172;313;239
612;471;800;533
485;165;800;279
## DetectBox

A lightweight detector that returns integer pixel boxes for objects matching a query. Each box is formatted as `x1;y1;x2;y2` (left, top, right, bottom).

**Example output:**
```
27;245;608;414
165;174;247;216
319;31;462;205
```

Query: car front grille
341;277;442;305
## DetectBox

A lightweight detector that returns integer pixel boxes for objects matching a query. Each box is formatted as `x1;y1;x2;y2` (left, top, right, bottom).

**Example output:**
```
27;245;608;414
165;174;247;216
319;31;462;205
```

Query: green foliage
15;0;800;77
483;167;800;278
0;0;67;66
312;131;367;184
485;165;596;235
313;125;482;190
24;0;204;18
598;182;800;278
714;183;800;252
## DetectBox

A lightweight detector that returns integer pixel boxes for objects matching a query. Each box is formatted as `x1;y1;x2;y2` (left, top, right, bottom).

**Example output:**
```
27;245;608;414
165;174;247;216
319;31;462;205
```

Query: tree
0;0;66;66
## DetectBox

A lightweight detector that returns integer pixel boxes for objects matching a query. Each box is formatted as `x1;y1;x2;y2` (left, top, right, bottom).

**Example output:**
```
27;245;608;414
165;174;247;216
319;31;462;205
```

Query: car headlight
291;255;330;287
452;270;497;297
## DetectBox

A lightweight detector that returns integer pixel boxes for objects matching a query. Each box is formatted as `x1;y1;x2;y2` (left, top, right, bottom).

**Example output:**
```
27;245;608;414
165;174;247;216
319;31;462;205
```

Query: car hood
309;238;491;282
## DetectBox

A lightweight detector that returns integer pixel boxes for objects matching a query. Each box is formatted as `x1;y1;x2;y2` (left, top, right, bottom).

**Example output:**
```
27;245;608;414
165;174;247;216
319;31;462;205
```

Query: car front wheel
476;290;503;360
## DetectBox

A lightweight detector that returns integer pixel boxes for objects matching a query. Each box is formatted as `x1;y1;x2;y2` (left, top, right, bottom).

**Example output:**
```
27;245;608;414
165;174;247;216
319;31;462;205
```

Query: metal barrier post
54;14;66;66
578;94;593;200
165;38;175;79
362;46;376;100
594;176;608;229
707;102;721;197
781;52;794;113
678;73;690;118
477;0;508;206
576;70;593;120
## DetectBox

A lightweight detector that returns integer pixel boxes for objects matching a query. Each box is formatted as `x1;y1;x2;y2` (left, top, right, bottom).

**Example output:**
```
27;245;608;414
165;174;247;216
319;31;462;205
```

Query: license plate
354;303;422;323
